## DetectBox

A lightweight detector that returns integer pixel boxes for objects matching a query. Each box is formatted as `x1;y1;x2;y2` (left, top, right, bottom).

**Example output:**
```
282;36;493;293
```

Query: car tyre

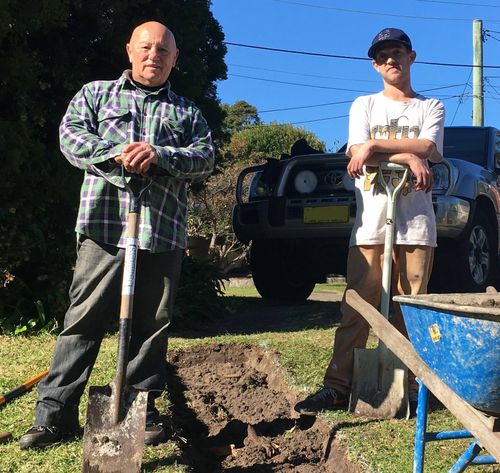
456;207;497;292
250;239;315;302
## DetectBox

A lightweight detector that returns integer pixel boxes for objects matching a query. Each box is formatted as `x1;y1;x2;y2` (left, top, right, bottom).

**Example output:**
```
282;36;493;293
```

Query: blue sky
210;0;500;151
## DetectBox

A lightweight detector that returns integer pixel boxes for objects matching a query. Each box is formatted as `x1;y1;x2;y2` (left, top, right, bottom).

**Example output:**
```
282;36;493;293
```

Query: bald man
20;21;214;449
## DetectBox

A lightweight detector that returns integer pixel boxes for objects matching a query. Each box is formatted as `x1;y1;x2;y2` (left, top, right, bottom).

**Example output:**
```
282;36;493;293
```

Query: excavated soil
165;343;358;472
161;291;361;472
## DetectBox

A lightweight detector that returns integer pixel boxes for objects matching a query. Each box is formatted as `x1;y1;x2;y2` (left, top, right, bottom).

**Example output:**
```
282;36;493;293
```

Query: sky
210;0;500;151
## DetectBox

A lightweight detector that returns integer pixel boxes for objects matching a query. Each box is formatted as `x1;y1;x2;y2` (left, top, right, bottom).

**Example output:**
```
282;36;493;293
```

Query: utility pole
472;19;483;126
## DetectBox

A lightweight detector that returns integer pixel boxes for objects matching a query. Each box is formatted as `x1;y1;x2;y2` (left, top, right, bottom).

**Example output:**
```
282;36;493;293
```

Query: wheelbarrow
346;289;500;472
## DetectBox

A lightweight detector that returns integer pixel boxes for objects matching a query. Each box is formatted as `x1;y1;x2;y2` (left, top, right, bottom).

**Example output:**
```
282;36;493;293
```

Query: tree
0;0;227;330
221;100;261;136
227;122;325;163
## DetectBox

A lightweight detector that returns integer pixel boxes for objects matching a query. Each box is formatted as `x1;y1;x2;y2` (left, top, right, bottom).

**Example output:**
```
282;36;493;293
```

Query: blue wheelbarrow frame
346;289;500;472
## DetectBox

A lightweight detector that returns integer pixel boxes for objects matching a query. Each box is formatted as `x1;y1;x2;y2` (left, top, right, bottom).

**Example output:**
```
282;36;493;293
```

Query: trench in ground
162;343;360;473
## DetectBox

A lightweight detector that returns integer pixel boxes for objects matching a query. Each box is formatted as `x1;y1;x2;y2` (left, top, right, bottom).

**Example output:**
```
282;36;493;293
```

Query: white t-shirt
347;92;445;247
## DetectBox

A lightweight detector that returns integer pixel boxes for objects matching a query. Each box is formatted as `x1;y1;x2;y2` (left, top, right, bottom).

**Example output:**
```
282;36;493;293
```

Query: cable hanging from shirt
223;42;500;69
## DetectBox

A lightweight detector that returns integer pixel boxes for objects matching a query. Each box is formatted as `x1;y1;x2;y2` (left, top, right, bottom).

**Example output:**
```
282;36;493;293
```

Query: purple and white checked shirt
59;71;214;252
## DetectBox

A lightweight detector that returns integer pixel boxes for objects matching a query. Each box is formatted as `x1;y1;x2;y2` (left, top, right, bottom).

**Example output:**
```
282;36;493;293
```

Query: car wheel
456;208;497;292
249;240;315;302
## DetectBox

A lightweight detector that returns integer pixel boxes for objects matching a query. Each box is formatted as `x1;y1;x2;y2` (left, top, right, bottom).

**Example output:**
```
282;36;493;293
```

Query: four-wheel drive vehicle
232;126;500;301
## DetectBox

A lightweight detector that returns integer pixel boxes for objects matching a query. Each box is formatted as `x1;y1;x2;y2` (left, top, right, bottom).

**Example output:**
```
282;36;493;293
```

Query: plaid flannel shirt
59;71;214;252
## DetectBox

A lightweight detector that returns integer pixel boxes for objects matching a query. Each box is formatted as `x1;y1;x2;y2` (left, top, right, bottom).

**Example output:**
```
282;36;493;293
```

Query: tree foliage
227;122;325;163
221;100;261;136
0;0;227;331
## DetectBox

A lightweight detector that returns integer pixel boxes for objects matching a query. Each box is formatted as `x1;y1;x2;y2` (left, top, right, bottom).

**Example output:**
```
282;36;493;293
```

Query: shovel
82;176;152;473
348;162;410;419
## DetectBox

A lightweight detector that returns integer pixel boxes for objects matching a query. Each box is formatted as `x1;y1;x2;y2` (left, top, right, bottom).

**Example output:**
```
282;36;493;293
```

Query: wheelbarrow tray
394;292;500;415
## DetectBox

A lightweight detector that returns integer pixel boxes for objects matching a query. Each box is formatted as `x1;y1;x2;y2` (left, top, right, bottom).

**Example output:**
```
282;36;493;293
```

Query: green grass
0;284;497;472
223;282;345;298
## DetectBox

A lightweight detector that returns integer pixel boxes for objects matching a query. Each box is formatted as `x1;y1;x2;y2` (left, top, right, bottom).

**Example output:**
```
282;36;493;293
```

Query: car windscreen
443;128;489;166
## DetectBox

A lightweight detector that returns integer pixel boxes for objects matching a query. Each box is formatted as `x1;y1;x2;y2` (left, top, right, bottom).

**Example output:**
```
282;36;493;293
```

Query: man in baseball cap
368;27;413;59
294;27;445;418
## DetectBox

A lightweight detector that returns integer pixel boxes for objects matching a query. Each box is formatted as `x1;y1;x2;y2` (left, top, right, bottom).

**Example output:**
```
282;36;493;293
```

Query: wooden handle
0;369;49;406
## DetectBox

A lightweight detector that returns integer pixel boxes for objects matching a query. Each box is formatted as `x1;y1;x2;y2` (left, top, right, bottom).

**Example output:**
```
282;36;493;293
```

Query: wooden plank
346;289;500;460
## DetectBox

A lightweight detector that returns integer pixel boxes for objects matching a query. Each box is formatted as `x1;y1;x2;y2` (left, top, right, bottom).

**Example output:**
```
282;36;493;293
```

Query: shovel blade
82;383;148;473
349;345;409;419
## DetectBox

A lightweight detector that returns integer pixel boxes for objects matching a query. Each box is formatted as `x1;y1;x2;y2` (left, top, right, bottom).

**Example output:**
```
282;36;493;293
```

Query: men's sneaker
144;421;167;446
19;426;64;450
294;387;349;416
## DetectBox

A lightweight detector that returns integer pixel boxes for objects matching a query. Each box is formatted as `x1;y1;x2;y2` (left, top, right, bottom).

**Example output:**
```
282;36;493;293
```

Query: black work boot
19;426;64;449
294;387;349;416
144;421;167;446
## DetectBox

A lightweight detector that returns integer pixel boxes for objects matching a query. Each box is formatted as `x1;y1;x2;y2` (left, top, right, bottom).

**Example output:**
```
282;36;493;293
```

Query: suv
232;127;500;301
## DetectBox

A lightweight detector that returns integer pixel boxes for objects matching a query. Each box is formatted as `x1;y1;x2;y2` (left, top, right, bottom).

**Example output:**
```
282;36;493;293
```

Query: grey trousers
34;236;183;428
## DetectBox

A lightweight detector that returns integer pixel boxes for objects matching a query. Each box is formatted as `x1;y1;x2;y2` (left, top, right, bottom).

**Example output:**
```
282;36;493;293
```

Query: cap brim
368;40;411;58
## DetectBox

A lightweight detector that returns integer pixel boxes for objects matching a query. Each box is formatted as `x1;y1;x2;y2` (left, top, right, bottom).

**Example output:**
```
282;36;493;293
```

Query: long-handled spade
349;162;410;419
82;176;152;473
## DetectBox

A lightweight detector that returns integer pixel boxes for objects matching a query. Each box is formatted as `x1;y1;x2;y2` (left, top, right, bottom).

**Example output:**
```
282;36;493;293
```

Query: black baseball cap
368;28;412;59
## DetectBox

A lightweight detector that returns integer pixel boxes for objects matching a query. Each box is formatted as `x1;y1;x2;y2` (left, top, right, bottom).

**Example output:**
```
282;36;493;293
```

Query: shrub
172;256;228;329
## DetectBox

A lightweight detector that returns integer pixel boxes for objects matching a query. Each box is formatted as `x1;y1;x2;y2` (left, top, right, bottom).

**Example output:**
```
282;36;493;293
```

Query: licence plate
303;205;349;224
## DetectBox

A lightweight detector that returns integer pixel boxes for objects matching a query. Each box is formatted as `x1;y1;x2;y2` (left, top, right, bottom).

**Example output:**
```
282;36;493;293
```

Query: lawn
0;283;497;472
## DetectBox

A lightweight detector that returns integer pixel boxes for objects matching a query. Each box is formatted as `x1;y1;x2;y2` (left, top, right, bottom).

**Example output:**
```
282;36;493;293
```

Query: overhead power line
417;0;500;7
228;73;372;93
450;69;472;125
485;31;500;43
228;63;380;83
260;100;353;113
272;0;500;22
224;42;500;69
229;73;468;94
291;115;349;124
229;62;474;87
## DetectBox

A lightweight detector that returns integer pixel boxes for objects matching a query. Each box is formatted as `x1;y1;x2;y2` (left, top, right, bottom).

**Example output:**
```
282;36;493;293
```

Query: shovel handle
377;163;409;318
113;178;152;424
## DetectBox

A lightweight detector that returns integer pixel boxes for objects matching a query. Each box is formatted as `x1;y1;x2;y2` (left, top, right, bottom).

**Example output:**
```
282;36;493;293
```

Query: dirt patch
164;343;360;472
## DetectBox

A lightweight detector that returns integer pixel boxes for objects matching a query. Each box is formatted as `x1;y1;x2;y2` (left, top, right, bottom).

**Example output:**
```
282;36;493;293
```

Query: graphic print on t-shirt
370;116;421;140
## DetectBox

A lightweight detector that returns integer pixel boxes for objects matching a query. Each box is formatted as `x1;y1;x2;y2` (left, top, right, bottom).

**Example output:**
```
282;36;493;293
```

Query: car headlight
248;171;272;199
431;162;451;194
341;171;355;192
294;170;318;194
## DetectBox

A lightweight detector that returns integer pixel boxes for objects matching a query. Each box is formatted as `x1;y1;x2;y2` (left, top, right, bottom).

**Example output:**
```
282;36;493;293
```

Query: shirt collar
119;70;173;99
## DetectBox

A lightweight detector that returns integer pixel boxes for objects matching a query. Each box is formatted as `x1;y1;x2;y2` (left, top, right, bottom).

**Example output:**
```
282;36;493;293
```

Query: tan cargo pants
323;244;434;395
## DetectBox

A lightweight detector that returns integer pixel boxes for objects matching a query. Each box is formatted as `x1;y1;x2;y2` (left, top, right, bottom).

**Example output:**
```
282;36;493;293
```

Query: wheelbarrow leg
449;441;487;473
413;379;429;473
413;381;498;473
